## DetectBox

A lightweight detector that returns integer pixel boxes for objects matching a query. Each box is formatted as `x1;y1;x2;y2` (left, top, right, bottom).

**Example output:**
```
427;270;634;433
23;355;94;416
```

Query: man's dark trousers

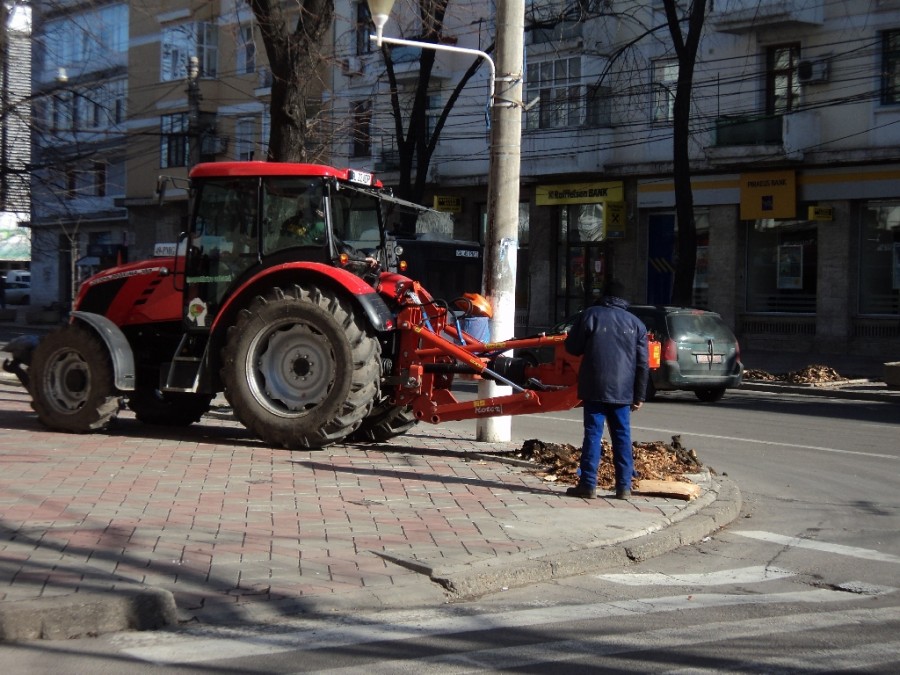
579;400;634;492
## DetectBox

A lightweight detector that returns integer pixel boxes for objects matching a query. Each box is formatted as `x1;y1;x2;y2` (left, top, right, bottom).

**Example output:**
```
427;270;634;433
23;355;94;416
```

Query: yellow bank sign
536;181;624;205
740;170;797;220
433;195;462;213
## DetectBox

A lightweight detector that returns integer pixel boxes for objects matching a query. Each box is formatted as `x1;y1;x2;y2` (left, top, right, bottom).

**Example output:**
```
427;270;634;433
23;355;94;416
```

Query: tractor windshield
328;185;383;256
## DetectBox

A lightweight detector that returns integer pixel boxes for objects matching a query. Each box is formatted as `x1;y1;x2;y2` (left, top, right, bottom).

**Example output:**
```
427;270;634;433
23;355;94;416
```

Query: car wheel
645;378;657;402
695;387;726;403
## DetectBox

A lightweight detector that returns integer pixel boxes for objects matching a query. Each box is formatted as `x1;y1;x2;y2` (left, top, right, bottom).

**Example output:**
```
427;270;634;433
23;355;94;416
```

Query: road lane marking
734;530;900;563
526;416;898;461
597;565;795;586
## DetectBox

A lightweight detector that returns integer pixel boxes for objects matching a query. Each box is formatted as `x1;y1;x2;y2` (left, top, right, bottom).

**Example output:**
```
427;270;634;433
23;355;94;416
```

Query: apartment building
1;3;31;277
124;0;274;259
330;0;900;357
29;0;130;307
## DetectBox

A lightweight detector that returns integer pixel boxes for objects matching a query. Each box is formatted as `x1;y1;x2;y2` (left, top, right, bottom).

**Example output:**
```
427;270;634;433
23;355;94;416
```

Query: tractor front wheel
29;323;121;432
221;285;380;449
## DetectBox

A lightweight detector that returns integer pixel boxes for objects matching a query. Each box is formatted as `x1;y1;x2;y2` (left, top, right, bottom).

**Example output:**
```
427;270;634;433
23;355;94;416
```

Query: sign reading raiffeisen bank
536;181;624;205
740;170;797;220
433;195;462;213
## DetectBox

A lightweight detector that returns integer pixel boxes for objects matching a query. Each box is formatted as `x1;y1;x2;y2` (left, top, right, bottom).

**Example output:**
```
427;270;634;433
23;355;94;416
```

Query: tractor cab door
184;177;260;328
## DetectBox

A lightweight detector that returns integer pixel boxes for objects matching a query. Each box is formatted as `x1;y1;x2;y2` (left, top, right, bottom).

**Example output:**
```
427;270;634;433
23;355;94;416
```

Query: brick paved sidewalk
0;377;724;632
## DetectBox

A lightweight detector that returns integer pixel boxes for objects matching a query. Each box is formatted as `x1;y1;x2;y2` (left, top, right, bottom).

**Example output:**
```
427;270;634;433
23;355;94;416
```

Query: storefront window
557;203;607;321
860;202;900;314
746;219;817;312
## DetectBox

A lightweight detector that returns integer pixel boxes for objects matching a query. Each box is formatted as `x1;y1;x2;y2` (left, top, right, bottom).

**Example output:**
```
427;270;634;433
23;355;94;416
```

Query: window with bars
882;30;900;104
160;113;189;168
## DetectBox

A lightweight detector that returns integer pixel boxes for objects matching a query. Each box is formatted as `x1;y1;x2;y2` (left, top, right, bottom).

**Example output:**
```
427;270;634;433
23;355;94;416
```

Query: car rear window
667;313;734;341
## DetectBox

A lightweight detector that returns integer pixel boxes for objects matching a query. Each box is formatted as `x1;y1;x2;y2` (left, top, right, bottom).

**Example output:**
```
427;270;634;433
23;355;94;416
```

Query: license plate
695;354;723;364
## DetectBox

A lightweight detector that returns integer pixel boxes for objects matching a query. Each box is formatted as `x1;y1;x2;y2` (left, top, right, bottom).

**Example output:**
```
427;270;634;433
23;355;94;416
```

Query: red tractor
9;161;649;449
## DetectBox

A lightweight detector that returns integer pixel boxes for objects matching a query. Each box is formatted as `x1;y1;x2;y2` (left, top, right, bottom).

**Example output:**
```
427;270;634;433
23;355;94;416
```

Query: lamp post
366;0;524;443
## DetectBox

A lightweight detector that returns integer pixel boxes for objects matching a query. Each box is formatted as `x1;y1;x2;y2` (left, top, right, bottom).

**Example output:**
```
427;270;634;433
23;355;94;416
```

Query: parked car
516;305;743;402
3;279;30;305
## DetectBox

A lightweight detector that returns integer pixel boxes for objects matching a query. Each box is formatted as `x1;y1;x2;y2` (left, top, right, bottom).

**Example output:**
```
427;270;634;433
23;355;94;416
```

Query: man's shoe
566;485;597;499
615;488;632;499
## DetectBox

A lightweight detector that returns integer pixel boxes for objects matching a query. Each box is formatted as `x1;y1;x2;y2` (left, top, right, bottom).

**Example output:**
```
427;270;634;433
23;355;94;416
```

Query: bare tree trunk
249;0;334;162
662;0;706;306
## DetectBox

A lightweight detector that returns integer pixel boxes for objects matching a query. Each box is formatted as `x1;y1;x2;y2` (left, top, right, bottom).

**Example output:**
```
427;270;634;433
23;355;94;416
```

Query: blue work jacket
564;297;650;405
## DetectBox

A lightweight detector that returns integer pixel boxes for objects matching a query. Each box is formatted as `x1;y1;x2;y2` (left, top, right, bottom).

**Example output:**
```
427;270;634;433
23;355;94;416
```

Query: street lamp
367;0;524;443
366;0;496;106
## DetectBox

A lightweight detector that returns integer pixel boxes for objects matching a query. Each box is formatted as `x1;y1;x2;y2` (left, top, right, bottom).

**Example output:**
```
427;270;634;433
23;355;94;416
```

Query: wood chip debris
744;364;846;384
513;435;703;491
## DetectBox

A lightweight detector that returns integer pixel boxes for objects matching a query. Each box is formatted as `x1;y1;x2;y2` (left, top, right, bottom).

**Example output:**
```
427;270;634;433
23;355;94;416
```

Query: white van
5;270;30;284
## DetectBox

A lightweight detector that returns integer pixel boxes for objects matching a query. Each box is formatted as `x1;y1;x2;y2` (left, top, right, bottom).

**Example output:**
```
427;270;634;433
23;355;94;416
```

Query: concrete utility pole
476;0;524;443
187;55;202;168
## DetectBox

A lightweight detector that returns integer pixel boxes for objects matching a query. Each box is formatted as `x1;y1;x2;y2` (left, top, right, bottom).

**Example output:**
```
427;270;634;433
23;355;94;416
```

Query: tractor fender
211;262;395;335
70;311;136;391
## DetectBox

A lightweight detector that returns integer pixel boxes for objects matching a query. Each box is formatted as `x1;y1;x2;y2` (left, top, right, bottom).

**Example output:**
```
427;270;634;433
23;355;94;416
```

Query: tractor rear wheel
29;323;120;432
221;284;380;449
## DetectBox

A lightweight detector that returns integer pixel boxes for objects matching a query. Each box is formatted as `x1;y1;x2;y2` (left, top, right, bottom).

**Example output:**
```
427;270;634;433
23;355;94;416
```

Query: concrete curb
417;475;742;601
0;587;177;641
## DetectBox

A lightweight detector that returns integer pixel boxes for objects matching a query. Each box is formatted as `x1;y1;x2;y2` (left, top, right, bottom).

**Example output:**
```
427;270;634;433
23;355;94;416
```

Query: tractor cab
182;162;387;328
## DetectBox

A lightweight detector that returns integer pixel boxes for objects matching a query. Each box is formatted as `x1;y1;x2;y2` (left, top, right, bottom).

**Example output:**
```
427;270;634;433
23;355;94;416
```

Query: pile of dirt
513;436;703;490
744;364;846;384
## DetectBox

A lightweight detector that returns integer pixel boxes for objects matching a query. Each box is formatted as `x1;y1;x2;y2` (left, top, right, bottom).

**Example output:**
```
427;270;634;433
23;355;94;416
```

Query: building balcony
705;110;820;163
712;0;824;34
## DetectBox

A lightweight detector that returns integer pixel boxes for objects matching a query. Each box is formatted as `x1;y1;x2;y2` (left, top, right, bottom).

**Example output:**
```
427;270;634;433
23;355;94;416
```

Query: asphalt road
0;388;897;671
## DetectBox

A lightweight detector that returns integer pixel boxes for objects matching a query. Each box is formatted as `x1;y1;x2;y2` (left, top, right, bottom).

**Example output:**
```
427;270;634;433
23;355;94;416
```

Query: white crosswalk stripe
116;586;897;666
597;565;795;586
311;607;900;675
733;530;900;563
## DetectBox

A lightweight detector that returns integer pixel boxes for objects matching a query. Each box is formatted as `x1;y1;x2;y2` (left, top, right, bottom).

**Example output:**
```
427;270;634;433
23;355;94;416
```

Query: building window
525;56;584;130
355;2;372;56
161;21;218;82
652;59;678;123
745;219;817;313
237;24;256;75
766;44;800;114
351;101;372;157
40;4;128;80
160;113;189;168
882;30;900;104
235;118;255;161
860;202;900;314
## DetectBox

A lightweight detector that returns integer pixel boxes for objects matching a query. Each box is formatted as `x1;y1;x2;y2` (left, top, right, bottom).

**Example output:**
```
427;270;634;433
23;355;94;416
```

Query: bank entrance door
555;203;609;322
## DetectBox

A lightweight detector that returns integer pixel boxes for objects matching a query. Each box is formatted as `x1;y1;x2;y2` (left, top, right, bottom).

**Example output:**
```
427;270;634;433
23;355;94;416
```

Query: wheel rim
43;349;91;414
248;320;336;416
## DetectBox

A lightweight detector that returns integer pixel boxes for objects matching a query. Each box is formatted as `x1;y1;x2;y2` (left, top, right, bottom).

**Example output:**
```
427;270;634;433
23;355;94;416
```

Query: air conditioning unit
342;57;364;77
798;58;829;84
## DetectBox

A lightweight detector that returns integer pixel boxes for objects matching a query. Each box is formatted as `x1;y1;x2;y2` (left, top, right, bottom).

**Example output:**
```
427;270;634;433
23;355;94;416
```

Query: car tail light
662;338;677;362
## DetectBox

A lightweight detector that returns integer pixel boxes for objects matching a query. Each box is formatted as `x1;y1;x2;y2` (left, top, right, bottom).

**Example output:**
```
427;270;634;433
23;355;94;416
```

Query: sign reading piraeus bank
740;170;797;220
536;181;624;206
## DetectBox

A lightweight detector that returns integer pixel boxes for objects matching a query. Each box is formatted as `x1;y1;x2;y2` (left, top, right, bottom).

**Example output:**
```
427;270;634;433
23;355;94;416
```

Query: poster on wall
694;246;709;289
777;244;803;290
893;243;900;290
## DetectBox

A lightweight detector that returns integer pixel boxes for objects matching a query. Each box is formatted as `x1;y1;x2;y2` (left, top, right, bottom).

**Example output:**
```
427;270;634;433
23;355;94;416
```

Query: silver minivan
628;305;743;402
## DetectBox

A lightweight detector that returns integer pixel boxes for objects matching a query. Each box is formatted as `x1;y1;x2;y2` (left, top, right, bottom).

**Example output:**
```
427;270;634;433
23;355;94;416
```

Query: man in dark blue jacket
563;281;649;499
